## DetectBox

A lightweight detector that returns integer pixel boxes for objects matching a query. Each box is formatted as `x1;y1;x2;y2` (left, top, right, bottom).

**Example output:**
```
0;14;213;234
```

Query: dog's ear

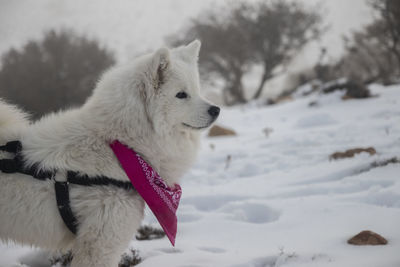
151;47;170;90
180;40;201;63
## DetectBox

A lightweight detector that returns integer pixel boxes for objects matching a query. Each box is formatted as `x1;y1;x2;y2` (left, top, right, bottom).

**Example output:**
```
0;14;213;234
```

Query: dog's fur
0;40;218;266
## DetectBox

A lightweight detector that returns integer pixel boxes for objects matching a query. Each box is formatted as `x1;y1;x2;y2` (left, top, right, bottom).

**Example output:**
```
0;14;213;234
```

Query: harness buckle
0;158;18;173
52;170;68;184
0;141;22;153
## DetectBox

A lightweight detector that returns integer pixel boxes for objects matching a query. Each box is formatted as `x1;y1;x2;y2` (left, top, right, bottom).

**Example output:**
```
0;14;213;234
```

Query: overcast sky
293;0;373;69
0;0;215;61
0;0;373;62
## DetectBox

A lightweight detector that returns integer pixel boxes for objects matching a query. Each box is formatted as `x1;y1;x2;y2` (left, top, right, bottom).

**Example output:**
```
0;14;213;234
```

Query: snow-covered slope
135;84;400;267
1;84;399;266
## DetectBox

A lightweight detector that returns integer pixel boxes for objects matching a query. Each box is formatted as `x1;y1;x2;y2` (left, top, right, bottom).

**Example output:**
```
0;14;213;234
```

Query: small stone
208;125;236;137
135;225;165;241
262;127;273;137
347;230;388;245
308;101;318;107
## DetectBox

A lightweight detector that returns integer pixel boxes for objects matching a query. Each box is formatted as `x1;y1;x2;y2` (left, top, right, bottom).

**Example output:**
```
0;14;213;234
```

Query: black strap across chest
0;141;134;235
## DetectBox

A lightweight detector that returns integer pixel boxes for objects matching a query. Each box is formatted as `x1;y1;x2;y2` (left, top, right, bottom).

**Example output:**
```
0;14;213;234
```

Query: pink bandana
110;140;181;246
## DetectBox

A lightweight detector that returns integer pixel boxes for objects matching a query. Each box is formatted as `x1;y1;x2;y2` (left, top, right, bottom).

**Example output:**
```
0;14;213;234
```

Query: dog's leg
69;193;144;267
70;238;125;267
69;224;135;267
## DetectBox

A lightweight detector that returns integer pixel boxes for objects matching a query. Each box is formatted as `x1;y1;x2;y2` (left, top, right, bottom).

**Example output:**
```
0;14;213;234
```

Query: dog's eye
175;91;188;99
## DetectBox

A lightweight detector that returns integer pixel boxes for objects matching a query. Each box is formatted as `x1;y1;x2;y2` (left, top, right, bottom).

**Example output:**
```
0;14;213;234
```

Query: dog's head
144;40;219;133
89;40;219;137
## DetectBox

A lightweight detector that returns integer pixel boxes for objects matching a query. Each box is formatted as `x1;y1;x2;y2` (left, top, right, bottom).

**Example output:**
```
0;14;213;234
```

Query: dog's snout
208;106;220;118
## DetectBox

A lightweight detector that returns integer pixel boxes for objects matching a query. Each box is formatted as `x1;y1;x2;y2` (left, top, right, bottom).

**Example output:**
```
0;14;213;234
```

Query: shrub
0;29;115;119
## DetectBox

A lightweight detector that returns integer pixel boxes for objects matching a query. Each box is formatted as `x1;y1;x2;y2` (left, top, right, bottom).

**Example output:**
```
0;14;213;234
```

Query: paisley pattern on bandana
136;154;182;212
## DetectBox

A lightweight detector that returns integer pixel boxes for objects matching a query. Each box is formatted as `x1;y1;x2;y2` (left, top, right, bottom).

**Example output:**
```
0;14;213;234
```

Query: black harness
0;141;134;235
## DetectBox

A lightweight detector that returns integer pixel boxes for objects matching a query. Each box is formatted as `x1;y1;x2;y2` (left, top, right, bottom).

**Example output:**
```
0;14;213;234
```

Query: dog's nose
208;106;220;118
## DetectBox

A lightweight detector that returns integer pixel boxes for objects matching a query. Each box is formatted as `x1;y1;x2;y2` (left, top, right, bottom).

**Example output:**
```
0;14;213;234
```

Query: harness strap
0;141;22;153
0;140;134;236
55;181;78;234
0;155;55;180
67;171;133;190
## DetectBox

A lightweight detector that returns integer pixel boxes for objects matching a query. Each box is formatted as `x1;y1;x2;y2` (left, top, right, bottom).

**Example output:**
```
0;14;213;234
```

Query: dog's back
0;99;29;144
0;99;77;250
0;100;29;127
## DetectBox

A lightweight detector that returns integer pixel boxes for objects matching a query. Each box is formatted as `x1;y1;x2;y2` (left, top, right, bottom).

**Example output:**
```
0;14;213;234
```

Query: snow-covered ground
1;84;399;266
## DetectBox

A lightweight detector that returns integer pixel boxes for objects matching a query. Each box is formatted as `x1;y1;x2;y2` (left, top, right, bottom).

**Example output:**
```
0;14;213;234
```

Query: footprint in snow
178;212;203;223
295;113;337;128
156;248;183;254
182;195;247;211
220;202;280;224
231;255;279;267
198;246;226;253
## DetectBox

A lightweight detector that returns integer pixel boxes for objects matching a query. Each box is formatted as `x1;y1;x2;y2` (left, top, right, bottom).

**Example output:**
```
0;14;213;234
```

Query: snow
2;84;399;266
135;84;400;267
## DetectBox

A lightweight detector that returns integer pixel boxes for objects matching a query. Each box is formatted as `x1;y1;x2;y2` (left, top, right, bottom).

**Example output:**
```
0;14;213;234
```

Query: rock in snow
208;125;237;137
330;147;376;160
348;230;388;246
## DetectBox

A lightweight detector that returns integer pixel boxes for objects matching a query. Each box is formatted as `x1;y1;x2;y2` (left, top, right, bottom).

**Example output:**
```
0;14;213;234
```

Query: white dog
0;40;219;266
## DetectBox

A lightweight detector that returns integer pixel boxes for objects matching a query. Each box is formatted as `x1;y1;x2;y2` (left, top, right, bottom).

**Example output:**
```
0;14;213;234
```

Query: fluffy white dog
0;40;219;266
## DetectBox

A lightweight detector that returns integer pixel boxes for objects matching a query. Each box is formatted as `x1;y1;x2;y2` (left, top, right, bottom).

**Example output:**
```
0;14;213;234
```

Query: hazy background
0;0;379;116
0;0;372;61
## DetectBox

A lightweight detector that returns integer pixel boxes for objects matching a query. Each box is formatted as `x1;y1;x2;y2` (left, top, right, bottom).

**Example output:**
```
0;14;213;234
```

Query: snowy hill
1;84;399;266
133;84;400;267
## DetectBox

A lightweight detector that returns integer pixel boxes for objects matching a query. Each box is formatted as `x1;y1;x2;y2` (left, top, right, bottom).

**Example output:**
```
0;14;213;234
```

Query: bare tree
331;0;400;85
245;1;322;99
168;0;322;105
168;9;254;105
0;29;115;119
370;0;400;67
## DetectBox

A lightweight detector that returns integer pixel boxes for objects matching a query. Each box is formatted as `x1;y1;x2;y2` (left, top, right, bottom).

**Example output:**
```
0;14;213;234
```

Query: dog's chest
157;133;199;186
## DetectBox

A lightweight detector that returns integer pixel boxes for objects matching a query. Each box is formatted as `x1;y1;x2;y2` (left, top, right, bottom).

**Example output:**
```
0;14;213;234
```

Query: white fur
0;40;218;266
